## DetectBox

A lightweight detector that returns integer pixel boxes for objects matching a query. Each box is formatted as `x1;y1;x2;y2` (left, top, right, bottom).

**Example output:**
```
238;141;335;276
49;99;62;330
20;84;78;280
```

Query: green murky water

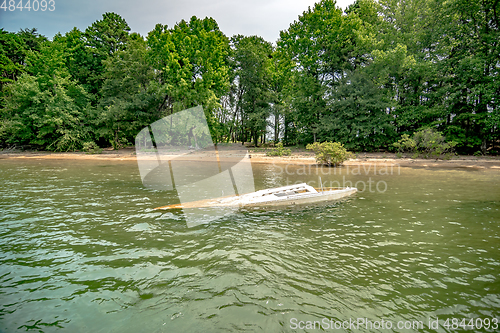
0;159;499;332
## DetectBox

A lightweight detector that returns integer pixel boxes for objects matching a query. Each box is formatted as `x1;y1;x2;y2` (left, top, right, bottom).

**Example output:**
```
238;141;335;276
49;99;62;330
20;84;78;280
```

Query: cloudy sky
1;0;356;43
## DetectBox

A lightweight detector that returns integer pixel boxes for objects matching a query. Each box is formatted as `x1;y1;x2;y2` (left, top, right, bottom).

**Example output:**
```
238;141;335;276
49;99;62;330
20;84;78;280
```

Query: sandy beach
1;148;499;169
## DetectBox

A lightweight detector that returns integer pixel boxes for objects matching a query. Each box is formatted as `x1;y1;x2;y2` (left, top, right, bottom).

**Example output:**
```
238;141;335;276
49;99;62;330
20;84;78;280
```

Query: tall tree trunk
274;111;279;142
284;114;288;145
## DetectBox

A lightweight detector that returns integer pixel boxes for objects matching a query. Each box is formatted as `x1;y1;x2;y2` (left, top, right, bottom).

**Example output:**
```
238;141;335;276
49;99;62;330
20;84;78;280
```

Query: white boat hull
155;183;357;210
242;187;357;208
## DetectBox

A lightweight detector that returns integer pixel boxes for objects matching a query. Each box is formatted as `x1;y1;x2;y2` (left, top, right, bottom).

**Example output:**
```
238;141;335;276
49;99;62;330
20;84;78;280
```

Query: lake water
0;159;499;332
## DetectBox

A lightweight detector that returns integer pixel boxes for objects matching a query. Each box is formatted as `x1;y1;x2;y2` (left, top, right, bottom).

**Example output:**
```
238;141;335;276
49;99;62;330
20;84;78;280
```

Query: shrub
266;142;291;157
393;128;456;159
82;141;102;154
392;134;416;154
306;141;354;166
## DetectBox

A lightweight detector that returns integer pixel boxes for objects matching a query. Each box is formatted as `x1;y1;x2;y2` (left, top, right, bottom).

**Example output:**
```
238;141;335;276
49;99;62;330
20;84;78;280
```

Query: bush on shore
266;142;291;157
393;128;456;159
306;141;354;166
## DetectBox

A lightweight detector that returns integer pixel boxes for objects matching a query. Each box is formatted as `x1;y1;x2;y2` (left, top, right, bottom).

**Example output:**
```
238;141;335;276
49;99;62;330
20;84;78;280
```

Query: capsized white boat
154;183;357;210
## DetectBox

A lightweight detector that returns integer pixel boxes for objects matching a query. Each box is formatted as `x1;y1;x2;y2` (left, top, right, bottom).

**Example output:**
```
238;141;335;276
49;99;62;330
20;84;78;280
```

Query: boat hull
154;187;357;210
242;187;357;208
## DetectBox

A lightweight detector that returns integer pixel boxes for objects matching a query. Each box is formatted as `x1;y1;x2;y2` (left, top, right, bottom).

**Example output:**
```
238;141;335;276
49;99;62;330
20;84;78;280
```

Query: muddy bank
1;148;499;169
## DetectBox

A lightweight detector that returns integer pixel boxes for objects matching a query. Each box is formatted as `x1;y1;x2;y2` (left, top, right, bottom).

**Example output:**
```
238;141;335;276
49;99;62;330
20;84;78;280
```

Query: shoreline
1;148;499;169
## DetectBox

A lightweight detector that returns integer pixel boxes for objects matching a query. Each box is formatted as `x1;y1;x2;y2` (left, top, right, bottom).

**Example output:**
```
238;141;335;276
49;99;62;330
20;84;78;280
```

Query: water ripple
0;160;499;331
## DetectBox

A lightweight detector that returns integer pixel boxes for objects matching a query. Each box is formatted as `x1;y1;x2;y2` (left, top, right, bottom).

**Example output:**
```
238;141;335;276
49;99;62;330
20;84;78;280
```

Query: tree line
0;0;499;154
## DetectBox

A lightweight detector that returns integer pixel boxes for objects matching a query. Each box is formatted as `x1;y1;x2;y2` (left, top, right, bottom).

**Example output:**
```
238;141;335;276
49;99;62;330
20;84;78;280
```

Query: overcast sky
1;0;356;43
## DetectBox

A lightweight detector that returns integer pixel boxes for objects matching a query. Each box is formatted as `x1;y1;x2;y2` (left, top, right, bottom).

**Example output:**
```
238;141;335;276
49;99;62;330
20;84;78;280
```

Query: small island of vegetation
0;0;499;159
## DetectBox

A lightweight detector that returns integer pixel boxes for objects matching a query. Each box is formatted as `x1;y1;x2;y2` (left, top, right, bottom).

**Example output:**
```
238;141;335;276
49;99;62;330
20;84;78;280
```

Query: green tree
0;30;25;83
54;28;96;97
278;0;361;143
98;34;157;148
147;16;230;140
83;12;131;97
1;28;48;104
433;0;500;153
268;47;290;143
230;35;273;146
368;0;499;153
2;4;498;154
322;67;396;151
1;41;92;150
350;0;440;136
17;28;48;53
0;29;25;106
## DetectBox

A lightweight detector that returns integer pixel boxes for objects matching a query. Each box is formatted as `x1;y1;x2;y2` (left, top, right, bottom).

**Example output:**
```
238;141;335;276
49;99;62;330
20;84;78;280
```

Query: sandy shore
1;148;499;169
